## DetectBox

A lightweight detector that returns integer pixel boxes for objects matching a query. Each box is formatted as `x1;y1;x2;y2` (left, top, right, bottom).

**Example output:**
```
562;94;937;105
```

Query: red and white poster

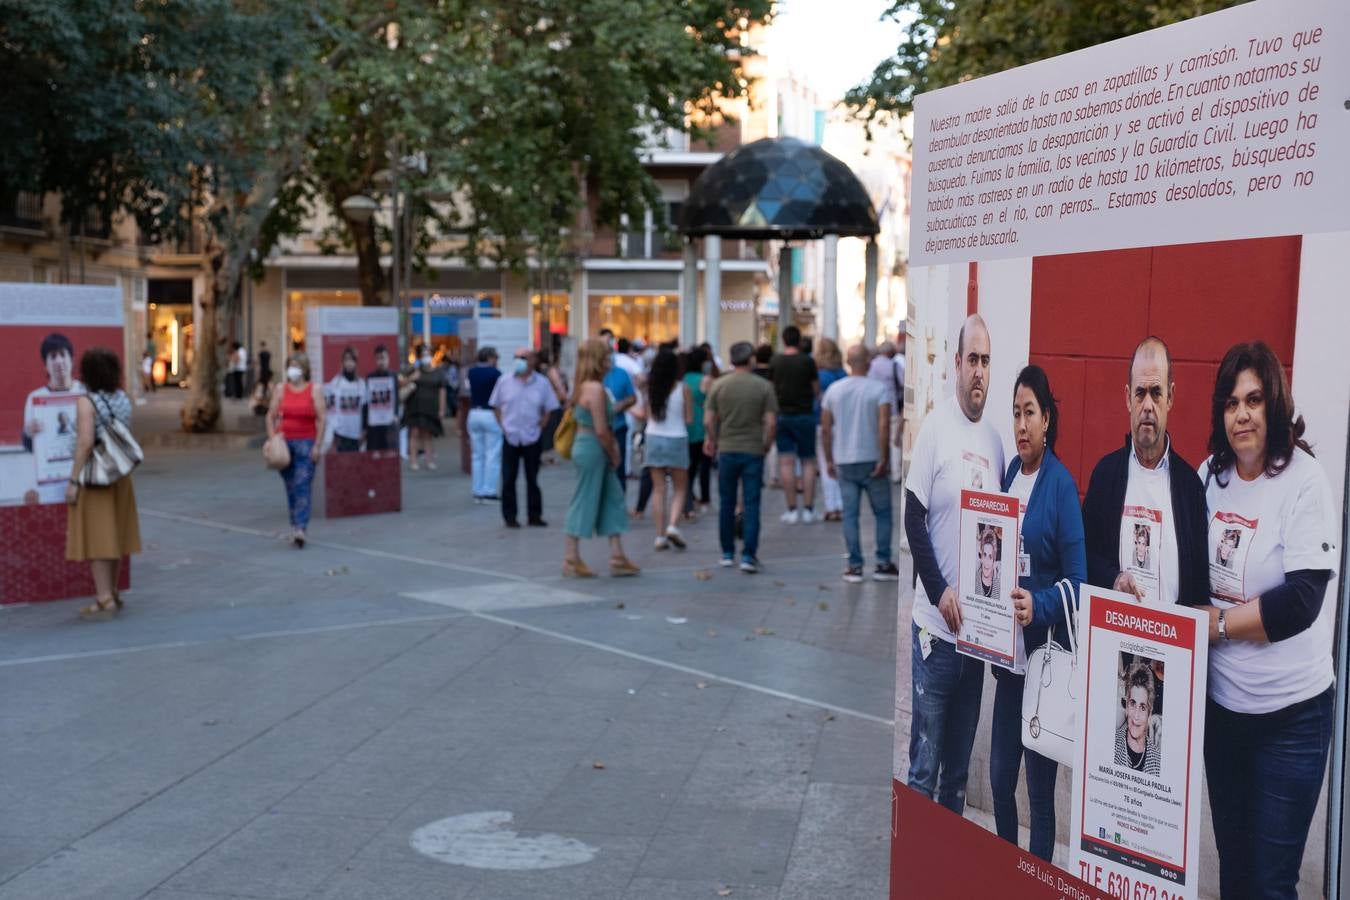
1070;587;1208;900
894;0;1349;897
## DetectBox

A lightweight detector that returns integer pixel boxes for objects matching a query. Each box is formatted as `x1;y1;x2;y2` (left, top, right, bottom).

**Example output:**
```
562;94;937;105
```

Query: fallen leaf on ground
753;627;776;636
706;628;718;637
824;713;836;722
696;681;708;689
717;888;734;897
615;601;626;609
666;616;688;625
784;597;796;606
592;761;606;770
772;580;785;587
818;600;829;611
694;569;713;581
817;584;831;591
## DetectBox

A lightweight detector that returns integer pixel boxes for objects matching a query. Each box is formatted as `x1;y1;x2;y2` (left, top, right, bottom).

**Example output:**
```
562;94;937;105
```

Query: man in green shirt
704;341;778;573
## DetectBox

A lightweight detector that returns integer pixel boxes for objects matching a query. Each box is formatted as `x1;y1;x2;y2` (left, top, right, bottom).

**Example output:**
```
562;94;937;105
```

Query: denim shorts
774;414;817;458
643;434;688;469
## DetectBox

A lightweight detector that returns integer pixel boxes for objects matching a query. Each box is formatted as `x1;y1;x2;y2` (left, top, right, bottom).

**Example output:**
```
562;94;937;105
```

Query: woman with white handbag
989;365;1086;862
65;348;142;618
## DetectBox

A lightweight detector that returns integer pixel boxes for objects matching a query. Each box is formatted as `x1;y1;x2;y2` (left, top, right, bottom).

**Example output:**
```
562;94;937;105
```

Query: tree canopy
846;0;1251;131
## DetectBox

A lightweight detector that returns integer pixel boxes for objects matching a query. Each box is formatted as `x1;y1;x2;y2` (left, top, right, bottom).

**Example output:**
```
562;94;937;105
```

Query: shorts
643;434;687;469
775;414;817;459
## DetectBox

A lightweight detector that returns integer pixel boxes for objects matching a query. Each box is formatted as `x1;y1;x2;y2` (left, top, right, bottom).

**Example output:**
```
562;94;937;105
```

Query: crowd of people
904;315;1338;898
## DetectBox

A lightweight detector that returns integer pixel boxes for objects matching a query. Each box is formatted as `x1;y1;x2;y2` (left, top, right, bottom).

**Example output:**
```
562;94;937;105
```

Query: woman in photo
562;339;638;578
975;529;1000;598
1200;341;1338;899
991;364;1086;862
1114;660;1162;775
1133;522;1150;569
65;348;141;618
1216;528;1240;568
266;352;326;547
402;344;446;471
814;337;847;522
641;347;693;551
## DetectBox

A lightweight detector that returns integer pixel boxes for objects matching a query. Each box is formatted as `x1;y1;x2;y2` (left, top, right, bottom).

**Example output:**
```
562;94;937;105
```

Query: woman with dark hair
814;337;847;522
65;348;141;618
988;363;1085;862
266;352;326;547
403;343;446;471
1199;341;1338;899
681;346;714;517
642;347;693;550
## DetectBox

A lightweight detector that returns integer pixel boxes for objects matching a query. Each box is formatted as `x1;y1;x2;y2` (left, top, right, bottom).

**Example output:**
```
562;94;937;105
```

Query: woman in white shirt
1200;341;1339;900
641;347;693;551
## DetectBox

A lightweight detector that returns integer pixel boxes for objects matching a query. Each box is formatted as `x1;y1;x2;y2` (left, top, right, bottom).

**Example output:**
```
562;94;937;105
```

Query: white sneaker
654;536;670;551
665;526;686;549
780;508;800;525
799;509;816;525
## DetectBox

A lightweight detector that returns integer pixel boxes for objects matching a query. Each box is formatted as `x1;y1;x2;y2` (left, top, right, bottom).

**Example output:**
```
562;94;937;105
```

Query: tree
846;0;1250;130
292;0;775;307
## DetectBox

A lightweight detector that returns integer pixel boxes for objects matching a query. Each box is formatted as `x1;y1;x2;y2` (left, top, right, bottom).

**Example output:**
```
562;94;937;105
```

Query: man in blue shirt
603;361;637;499
466;347;503;502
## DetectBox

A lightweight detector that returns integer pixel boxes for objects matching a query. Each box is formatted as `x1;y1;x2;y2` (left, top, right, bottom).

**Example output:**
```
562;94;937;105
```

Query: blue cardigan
1002;451;1087;654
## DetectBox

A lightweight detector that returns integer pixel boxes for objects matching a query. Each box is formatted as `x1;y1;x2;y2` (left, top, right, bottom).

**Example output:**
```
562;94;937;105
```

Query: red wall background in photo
0;324;126;446
1028;236;1301;491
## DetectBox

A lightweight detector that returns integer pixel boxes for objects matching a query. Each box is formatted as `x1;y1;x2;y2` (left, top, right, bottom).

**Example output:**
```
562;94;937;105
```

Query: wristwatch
1217;609;1229;641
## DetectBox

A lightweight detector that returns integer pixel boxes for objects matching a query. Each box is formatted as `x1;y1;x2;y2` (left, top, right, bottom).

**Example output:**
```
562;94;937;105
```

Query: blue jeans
908;623;984;814
990;670;1058;861
468;409;502;497
717;452;763;558
280;439;316;530
837;462;892;567
1204;688;1333;900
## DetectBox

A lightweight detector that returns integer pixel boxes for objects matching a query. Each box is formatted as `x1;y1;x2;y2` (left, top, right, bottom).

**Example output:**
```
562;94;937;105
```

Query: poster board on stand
305;306;401;519
0;284;129;604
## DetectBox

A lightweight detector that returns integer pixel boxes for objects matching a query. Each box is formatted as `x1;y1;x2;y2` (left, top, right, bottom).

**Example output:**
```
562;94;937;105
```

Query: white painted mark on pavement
410;811;597;870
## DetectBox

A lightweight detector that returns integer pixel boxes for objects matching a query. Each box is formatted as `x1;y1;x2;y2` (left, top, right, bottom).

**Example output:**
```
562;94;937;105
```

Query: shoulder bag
553;408;578;460
263;433;291;469
79;394;144;486
1021;579;1079;768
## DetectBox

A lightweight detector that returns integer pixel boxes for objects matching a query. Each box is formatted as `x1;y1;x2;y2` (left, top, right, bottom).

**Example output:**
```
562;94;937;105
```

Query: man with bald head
1082;336;1208;607
902;314;1005;813
821;344;897;583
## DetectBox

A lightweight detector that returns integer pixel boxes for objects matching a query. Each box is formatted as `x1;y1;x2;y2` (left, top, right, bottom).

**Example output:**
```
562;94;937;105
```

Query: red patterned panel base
318;450;402;519
0;504;130;605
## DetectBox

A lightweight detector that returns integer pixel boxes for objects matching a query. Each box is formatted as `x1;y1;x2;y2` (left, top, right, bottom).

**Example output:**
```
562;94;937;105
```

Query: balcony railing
0;192;45;232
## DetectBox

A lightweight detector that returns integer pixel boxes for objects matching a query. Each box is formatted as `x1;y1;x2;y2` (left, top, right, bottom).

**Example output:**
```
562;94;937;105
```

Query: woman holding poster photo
989;365;1085;862
1200;341;1339;899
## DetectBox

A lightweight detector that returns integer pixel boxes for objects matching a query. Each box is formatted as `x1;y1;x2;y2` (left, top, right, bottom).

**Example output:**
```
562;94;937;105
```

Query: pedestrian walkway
0;441;908;898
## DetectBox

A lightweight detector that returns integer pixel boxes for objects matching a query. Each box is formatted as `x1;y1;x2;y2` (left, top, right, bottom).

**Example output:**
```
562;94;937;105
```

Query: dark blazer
1081;435;1209;607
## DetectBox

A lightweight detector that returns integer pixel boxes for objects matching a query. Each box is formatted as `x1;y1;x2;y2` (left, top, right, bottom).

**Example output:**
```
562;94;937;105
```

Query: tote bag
1021;579;1079;768
79;394;144;487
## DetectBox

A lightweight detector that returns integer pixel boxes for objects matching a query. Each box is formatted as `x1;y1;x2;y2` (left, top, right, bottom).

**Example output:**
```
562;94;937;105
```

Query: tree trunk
180;254;235;432
352;216;388;306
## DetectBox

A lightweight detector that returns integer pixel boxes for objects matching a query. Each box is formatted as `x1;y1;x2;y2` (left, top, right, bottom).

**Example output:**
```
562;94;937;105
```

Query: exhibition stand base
1;504;130;605
318;450;402;518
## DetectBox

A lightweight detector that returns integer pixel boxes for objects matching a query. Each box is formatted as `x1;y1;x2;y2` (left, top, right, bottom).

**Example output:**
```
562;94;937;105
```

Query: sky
762;0;907;102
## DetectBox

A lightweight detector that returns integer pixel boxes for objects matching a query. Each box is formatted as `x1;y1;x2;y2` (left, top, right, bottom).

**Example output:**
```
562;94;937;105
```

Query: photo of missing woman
973;523;1002;600
1114;653;1164;776
1132;522;1150;570
1216;528;1241;569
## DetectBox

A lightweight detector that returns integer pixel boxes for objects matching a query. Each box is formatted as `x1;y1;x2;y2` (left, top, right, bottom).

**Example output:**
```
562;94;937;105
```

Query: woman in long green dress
563;338;639;578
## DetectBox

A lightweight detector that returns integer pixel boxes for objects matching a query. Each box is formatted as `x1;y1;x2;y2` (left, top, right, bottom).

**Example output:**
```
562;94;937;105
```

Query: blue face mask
512;358;529;375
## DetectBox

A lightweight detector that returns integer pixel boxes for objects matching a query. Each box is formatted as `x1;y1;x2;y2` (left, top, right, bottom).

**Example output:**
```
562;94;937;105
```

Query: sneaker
799;508;816;525
719;554;735;568
780;508;800;525
739;556;760;574
665;526;686;549
654;536;670;551
842;566;864;584
873;562;900;582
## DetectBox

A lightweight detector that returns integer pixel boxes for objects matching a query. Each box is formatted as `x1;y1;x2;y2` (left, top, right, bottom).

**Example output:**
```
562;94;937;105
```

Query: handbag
553;408;578;460
79;394;144;486
1021;579;1079;768
263;433;291;470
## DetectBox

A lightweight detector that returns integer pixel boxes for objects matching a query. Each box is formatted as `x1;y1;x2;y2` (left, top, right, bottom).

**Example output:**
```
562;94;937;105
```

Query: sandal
79;596;119;619
562;559;596;579
112;590;123;610
608;557;640;578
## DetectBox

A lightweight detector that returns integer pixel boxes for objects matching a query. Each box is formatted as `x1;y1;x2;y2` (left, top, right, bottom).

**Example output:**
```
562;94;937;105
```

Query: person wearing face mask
1196;341;1338;900
266;353;326;546
402;344;446;471
362;345;400;451
988;364;1085;863
489;350;559;527
325;347;367;453
466;347;503;500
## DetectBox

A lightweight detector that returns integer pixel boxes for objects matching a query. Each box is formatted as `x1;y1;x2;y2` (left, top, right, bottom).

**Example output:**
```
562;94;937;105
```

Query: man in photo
1133;522;1150;570
1216;528;1240;569
975;527;1000;599
1082;336;1209;605
362;344;400;451
1114;658;1162;775
23;332;85;451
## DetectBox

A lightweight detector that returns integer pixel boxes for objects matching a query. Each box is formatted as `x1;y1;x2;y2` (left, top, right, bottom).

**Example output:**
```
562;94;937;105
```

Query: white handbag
1021;579;1079;768
79;394;144;487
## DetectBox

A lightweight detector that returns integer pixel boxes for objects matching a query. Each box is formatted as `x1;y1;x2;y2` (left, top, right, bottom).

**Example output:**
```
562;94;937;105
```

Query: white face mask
286;366;303;382
512;358;529;375
419;355;432;368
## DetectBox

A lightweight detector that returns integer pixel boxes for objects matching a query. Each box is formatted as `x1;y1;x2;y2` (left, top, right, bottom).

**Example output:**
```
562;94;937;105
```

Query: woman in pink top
266;352;326;546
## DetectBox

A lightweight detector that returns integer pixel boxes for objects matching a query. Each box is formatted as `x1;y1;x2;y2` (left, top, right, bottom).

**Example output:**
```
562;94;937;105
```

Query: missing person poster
957;488;1023;670
1070;587;1207;899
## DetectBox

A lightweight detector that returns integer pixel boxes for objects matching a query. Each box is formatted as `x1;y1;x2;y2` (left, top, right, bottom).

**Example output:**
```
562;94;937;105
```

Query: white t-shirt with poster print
908;397;1006;645
1204;448;1340;714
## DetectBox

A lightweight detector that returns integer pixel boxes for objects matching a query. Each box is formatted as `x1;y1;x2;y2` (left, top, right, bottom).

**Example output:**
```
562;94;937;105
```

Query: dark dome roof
679;137;879;240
